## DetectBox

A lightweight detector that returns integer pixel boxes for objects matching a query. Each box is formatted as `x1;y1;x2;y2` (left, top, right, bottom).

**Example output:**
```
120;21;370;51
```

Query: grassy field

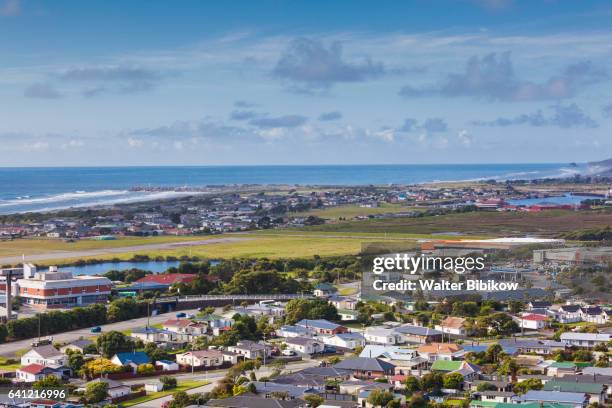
302;208;612;237
0;235;212;258
26;234;418;265
0;357;21;371
289;203;421;219
122;380;209;407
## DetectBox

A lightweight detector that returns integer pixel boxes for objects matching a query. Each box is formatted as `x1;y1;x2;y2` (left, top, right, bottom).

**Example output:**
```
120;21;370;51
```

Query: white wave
3;191;205;214
0;190;129;207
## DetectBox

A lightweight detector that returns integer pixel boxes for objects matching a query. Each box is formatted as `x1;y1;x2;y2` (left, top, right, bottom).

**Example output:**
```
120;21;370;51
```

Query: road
0;237;251;264
126;360;320;408
0;308;200;357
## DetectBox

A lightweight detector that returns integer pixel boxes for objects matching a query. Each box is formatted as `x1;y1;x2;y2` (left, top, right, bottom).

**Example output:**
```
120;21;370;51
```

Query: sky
1;0;612;166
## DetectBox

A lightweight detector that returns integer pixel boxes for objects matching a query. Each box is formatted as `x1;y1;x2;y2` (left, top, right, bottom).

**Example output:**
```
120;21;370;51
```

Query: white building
21;345;68;367
284;337;325;355
560;332;611;348
322;332;366;350
175;350;225;367
364;327;402;345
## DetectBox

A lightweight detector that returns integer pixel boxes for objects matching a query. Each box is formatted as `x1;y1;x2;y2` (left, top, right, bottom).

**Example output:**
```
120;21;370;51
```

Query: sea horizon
0;163;587;215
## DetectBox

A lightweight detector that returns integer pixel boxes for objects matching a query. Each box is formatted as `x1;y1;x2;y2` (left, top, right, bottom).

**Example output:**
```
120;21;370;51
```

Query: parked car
176;312;186;318
90;326;102;333
282;349;296;356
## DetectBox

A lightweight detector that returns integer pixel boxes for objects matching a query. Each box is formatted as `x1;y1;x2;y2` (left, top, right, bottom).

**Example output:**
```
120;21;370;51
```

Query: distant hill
587;158;612;176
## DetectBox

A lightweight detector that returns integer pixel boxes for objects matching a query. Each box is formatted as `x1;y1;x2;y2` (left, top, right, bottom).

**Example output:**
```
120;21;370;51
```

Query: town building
16;267;112;309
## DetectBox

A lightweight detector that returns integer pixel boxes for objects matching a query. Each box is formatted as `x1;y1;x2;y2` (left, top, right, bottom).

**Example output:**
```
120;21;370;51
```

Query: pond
63;260;220;276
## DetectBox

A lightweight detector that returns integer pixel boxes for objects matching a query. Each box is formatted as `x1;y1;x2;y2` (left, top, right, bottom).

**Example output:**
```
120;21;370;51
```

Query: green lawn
122;380;210;407
0;357;21;371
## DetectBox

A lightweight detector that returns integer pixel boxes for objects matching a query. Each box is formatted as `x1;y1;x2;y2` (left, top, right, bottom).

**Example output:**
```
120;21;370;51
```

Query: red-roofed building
136;273;218;285
519;314;549;330
16;364;63;383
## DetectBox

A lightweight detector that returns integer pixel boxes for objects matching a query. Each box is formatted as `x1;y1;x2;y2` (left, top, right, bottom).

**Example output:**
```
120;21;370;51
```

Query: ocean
0;163;582;214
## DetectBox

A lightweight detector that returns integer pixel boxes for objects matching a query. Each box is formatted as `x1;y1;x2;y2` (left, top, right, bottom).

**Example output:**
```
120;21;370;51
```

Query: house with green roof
544;380;605;405
547;361;577;377
431;359;463;372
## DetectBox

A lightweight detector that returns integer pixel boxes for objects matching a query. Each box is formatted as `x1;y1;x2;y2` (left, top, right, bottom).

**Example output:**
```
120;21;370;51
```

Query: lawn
289;203;422;219
32;234;411;265
0;357;21;371
301;208;612;237
0;235;216;258
122;380;210;407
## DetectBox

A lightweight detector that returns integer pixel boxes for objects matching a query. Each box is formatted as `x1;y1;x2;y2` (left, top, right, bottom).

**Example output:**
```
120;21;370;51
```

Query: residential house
276;325;311;338
364;327;402;345
322;332;366;350
435;316;469;336
519;390;588;408
313;283;338;297
110;351;151;373
394;324;443;344
528;301;552;310
145;380;164;392
162;319;206;336
337;309;359;322
155;359;179;371
339;379;394;395
562;374;612;397
273;366;352;389
358;389;405;408
547;362;578;378
59;339;94;354
543;380;605;405
498;338;565;355
557;304;582;323
15;364;63;383
328;295;358;311
560;332;611;348
207;395;306;408
295;319;348;335
431;359;481;381
21;345;68;367
518;314;549;330
131;327;178;344
580;307;607;324
333;357;395;379
227;340;271;360
417;343;463;362
473;391;517;404
176;350;225;367
284;337;325;355
78;378;131;400
249;381;319;399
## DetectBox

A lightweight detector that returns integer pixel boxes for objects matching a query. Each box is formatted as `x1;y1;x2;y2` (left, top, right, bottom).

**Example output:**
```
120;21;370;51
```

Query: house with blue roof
519;390;589;408
296;319;348;335
111;351;151;373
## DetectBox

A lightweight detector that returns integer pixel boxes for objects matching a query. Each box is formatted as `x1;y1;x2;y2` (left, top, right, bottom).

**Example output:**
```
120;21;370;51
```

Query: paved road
127;360;320;408
0;308;200;357
0;237;250;264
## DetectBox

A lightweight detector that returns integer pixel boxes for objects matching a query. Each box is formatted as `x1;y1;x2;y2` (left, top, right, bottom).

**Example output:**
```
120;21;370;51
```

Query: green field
301;209;612;237
0;235;212;258
122;380;209;407
289;203;422;219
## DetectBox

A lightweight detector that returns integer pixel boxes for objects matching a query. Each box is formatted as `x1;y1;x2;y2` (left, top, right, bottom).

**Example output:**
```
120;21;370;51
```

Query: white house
284;337;325;355
560;332;611;348
364;327;402;345
145;380;165;392
276;325;311;338
435;316;467;336
227;340;271;360
78;378;131;399
155;359;179;371
322;332;366;350
21;345;68;367
519;314;549;330
15;364;62;383
175;350;224;367
557;305;582;323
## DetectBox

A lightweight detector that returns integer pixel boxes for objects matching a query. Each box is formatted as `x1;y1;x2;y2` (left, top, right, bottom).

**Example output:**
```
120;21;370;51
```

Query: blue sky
1;0;612;166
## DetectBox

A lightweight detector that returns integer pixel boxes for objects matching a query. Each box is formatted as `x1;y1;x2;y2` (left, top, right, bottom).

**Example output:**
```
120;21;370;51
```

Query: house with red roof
519;314;549;330
15;364;63;383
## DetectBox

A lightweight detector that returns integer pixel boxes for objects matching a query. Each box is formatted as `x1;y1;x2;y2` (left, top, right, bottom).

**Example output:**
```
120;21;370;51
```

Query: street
0;308;200;357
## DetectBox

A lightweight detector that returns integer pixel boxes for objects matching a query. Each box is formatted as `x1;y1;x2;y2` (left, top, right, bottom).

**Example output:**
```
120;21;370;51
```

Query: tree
284;298;339;324
476;382;498;392
367;389;395;407
161;375;178;390
33;375;63;389
485;343;504;364
403;376;421;395
513;378;542;394
68;352;85;372
421;372;444;392
498;357;519;377
137;363;156;374
304;394;324;407
80;358;123;378
168;391;192;408
85;381;109;403
442;373;464;390
96;331;133;358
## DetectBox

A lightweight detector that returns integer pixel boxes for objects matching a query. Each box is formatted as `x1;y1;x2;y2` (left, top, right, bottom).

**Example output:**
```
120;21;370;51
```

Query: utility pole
262;332;267;368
